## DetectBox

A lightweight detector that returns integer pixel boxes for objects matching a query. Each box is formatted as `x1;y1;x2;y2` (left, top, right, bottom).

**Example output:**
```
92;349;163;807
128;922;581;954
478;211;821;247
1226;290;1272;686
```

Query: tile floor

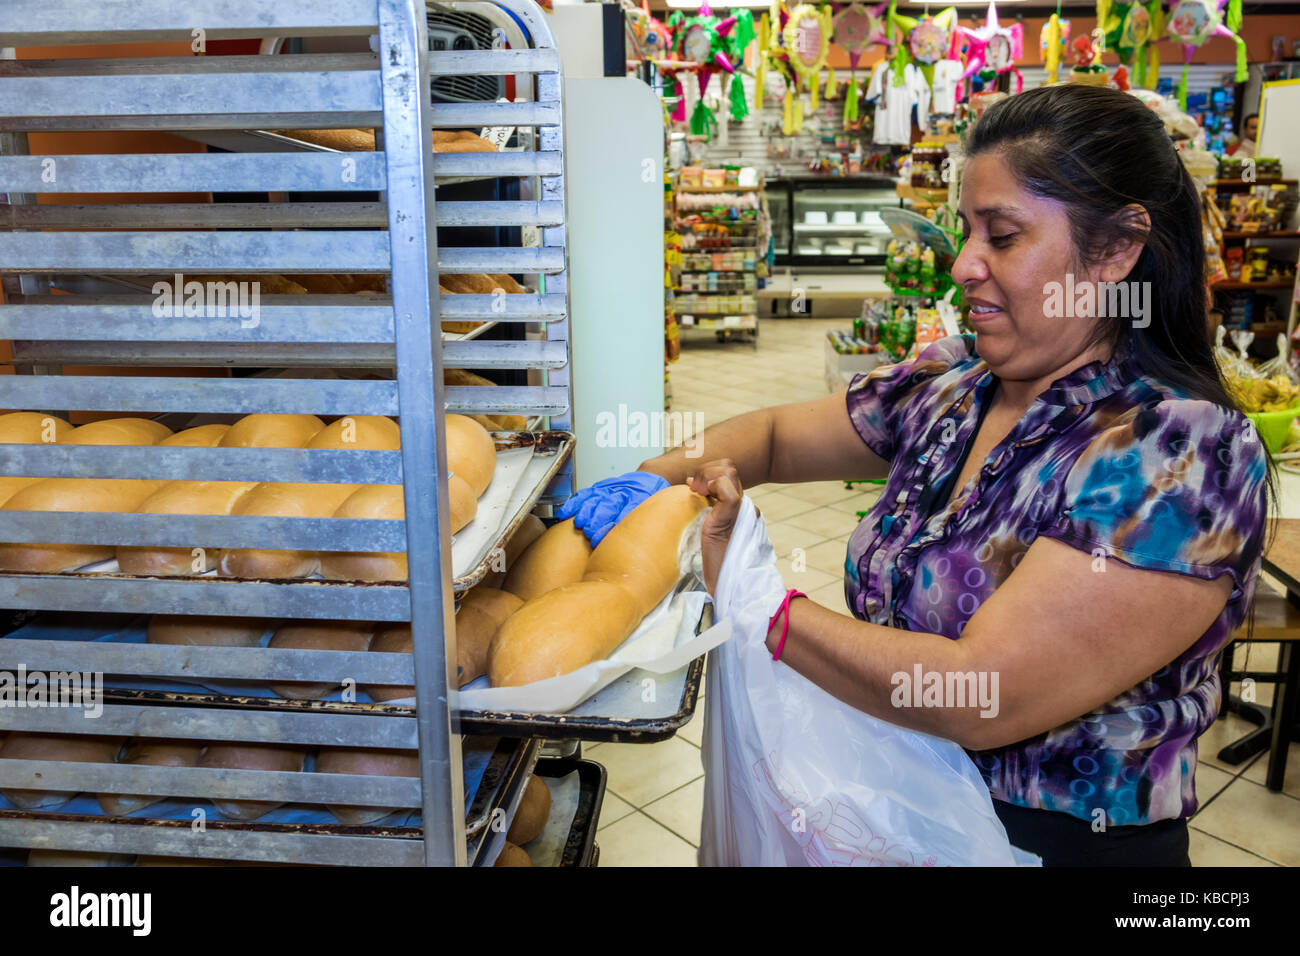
589;317;1298;867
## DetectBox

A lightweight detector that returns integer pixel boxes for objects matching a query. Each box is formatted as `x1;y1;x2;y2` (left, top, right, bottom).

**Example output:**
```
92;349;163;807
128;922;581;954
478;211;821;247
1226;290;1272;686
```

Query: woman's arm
769;537;1232;751
693;464;1232;751
637;388;889;487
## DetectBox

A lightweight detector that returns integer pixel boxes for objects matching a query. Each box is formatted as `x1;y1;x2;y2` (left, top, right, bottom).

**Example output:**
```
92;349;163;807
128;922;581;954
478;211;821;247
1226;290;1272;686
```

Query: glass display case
767;178;898;267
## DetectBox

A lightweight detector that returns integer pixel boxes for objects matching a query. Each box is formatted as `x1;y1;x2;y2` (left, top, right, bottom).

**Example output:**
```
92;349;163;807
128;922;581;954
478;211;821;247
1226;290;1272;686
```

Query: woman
590;85;1269;866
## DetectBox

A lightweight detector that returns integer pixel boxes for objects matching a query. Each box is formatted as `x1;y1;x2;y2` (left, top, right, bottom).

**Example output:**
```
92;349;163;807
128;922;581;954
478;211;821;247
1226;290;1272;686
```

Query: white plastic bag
699;495;1037;867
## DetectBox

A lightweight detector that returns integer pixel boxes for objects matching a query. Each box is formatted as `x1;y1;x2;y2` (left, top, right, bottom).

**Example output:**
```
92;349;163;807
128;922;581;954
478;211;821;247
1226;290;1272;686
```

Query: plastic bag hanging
844;73;859;124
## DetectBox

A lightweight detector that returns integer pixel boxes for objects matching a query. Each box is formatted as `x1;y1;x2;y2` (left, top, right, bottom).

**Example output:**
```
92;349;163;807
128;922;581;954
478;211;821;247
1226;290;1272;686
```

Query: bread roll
581;484;708;616
320;484;406;582
432;130;498;153
0;733;125;809
438;273;500;295
61;417;172;446
0;412;73;507
444;370;527;431
481;513;546;590
313;747;420;824
506;774;551;845
146;615;272;647
488;486;707;687
275;128;376;151
218;414;325;448
0;478;165;572
97;739;204;816
0;410;71;443
487;582;641;687
487;273;530;294
197;743;306;821
118;480;259;575
159;424;230;446
456;587;524;686
501;518;592;602
494;842;533;867
267;620;375;699
449;473;477;534
192;274;308;295
29;850;133;866
307;415;401;450
217;482;361;578
442;320;487;334
444;415;495;498
282;274;351;294
362;625;413;702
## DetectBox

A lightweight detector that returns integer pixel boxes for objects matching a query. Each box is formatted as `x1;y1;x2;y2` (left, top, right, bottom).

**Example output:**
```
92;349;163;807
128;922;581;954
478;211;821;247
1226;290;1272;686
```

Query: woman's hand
689;459;747;596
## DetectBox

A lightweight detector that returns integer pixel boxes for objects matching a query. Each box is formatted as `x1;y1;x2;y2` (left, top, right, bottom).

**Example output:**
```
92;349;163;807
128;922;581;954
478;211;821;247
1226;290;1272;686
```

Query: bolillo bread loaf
61;417;172;446
0;479;165;572
319;484;406;582
448;473;477;534
494;842;533;867
218;414;325;448
0;411;73;508
445;414;496;498
481;513;546;590
146;615;272;647
197;742;307;821
487;485;707;687
455;587;524;686
0;733;125;810
159;424;231;447
312;747;420;824
501;518;592;602
362;625;413;702
580;484;708;617
486;581;642;687
267;620;376;699
118;481;259;575
506;774;551;845
97;738;204;816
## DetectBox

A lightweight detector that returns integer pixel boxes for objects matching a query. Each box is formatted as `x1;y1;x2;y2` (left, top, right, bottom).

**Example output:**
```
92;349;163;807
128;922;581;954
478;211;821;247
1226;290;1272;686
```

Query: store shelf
1222;231;1300;239
1211;280;1297;290
793;223;892;235
677;184;763;193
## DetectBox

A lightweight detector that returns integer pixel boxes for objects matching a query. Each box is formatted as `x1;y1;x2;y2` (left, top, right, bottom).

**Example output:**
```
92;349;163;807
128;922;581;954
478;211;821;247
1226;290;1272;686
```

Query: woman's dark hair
967;84;1235;410
967;84;1277;553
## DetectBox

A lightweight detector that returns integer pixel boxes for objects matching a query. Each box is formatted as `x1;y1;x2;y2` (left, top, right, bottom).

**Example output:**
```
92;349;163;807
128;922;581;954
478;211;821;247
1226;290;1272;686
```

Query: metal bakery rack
0;0;573;865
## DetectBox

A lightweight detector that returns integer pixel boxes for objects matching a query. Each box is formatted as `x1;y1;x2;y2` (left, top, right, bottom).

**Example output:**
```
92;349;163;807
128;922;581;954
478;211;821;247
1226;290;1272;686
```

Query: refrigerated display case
766;177;898;268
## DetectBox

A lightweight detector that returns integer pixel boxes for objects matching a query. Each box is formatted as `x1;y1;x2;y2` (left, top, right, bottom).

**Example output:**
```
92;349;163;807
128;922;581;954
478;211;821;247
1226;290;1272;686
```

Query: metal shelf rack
0;0;572;866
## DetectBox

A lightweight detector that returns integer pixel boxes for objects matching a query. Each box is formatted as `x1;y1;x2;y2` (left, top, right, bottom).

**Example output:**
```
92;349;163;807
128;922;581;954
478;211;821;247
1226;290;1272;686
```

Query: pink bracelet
769;589;806;661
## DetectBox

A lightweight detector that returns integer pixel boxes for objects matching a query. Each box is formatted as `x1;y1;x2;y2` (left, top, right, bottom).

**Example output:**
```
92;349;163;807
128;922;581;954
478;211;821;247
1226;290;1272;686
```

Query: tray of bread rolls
0;733;529;866
486;758;605;867
0;411;572;595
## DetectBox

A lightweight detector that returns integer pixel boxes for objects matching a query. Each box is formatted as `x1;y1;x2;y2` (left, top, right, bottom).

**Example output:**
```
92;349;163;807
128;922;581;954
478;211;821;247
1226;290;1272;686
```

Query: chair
1216;589;1300;792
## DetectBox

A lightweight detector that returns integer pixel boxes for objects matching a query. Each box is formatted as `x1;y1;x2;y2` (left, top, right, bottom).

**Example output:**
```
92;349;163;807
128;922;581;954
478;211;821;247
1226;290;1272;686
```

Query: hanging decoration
886;2;958;87
729;73;750;121
667;1;753;142
959;1;1025;94
1067;31;1109;85
833;2;890;126
783;3;833;112
1097;0;1161;88
1167;0;1247;111
1040;3;1071;84
632;0;674;60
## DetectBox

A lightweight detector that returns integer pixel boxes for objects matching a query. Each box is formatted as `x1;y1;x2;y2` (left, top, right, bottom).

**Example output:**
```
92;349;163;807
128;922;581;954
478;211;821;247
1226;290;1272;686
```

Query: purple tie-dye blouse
844;334;1268;826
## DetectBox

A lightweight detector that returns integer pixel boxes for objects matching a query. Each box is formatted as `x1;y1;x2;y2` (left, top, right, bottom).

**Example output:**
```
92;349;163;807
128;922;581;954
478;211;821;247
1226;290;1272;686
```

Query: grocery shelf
1211;280;1296;290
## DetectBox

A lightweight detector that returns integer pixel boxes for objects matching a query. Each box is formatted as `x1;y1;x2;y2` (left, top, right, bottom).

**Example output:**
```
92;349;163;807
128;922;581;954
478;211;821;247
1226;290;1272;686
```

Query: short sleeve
1043;399;1268;600
845;335;974;461
866;62;884;102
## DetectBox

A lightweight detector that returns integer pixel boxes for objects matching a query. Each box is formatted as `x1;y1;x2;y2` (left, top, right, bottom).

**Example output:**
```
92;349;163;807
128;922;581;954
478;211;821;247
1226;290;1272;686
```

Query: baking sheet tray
523;758;605;867
0;734;509;832
466;736;540;866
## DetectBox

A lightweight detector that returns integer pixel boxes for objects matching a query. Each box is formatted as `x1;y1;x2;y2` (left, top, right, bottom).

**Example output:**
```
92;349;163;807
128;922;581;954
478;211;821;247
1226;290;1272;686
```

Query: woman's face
952;151;1109;387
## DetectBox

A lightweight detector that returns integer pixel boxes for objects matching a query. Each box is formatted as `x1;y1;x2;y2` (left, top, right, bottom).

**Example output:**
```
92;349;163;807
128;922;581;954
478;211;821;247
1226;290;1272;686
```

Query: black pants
994;800;1191;867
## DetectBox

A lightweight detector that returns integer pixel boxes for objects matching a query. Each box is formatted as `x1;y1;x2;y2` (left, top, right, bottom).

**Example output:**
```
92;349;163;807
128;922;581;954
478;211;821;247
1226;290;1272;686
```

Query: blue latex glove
556;472;670;546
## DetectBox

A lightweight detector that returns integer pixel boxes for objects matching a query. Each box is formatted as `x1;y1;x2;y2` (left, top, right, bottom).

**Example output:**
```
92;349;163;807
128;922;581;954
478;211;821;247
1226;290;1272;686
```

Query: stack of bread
0;411;499;580
272;128;499;154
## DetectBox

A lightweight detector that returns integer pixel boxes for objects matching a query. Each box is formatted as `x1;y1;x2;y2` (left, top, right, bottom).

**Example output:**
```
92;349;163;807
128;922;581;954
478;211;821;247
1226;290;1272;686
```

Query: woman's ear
1097;204;1151;283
